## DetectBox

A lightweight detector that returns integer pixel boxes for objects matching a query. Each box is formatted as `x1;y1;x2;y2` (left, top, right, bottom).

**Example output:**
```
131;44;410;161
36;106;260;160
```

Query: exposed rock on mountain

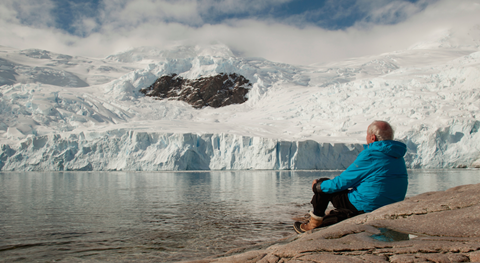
139;73;251;108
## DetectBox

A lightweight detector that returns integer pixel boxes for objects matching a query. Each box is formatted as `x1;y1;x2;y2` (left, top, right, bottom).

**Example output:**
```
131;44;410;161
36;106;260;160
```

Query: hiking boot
293;211;323;234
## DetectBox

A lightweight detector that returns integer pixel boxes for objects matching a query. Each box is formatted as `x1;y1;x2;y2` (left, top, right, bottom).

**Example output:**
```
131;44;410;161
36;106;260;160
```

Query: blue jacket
320;140;408;212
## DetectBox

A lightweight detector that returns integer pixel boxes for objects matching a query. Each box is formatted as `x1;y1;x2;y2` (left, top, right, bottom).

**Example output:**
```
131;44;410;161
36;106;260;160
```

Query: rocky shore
186;183;480;262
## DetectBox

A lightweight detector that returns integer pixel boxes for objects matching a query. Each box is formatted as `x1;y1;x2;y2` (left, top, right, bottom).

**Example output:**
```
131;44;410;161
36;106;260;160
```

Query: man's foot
293;211;323;234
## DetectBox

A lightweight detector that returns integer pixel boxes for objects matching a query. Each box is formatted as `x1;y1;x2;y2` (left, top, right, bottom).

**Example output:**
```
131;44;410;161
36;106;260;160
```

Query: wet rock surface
140;73;251;108
187;183;480;262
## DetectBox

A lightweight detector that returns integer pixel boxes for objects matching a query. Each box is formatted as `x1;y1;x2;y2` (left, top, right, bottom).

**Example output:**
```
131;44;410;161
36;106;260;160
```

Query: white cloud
0;4;18;22
359;0;433;25
0;0;56;27
98;0;202;28
0;0;479;65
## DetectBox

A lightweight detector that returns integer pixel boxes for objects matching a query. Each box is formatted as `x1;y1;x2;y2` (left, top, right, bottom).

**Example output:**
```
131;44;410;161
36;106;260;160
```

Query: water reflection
406;169;480;197
370;228;410;242
0;169;479;262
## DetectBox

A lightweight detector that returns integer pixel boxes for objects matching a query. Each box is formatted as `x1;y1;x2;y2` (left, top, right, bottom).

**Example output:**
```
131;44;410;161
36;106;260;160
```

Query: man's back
321;140;408;212
294;121;408;233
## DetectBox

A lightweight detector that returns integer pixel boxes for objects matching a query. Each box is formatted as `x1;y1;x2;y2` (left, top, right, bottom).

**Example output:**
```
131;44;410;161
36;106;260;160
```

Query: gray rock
188;183;480;262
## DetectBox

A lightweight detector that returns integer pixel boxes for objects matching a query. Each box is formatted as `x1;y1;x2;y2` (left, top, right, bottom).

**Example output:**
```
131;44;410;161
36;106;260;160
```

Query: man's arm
316;151;373;194
312;178;330;193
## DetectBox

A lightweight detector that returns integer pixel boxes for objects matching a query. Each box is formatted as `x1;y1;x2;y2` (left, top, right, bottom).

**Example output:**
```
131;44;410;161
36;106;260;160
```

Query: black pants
311;189;359;217
311;177;361;217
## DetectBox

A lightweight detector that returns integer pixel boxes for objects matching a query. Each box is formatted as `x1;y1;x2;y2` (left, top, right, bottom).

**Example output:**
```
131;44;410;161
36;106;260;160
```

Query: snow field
1;44;479;170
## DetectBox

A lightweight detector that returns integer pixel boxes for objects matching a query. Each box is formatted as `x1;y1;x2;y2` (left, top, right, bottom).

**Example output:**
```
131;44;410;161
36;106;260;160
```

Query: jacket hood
364;140;407;158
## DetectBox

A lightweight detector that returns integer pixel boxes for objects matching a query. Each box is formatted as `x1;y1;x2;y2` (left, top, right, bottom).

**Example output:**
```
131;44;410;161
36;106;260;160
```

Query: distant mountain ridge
106;44;235;63
0;56;88;87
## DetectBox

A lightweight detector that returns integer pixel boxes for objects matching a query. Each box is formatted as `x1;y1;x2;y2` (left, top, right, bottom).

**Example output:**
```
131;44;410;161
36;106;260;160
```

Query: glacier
0;131;363;171
1;41;480;171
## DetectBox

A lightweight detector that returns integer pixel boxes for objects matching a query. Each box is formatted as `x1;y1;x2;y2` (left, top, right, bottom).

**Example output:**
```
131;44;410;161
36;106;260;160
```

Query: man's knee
313;177;330;194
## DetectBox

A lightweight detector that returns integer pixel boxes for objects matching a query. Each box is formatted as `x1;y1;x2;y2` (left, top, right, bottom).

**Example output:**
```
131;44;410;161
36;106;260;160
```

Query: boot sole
293;221;305;234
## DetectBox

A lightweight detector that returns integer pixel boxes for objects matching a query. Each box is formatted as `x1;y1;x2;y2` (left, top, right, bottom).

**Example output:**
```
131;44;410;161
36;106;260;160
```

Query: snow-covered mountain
1;36;479;171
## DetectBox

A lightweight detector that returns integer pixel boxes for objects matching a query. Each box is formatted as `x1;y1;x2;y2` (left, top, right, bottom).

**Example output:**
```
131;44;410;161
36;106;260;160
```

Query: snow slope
1;37;479;171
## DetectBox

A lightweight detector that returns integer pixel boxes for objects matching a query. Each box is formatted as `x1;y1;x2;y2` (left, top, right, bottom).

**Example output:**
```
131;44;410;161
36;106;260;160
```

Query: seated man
294;120;408;233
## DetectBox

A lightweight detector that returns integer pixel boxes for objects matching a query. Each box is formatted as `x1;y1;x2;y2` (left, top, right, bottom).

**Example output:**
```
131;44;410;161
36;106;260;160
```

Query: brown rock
357;254;389;262
295;253;364;262
185;183;480;262
257;254;281;263
139;73;251;108
388;254;419;262
469;250;480;262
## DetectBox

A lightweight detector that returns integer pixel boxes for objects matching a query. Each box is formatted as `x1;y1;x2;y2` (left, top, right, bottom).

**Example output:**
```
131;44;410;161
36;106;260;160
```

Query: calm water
0;169;479;262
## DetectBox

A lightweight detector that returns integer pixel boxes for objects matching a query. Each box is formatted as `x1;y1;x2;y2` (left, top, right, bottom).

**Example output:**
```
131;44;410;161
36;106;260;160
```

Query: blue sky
0;0;479;64
49;0;423;34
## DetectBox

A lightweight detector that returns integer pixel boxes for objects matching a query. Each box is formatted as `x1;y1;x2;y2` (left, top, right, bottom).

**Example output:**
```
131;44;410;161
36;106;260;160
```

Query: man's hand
312;179;319;192
312;178;330;193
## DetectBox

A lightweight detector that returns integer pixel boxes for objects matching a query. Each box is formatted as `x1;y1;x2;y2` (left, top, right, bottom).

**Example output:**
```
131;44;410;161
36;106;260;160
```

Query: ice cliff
1;43;479;171
0;131;363;171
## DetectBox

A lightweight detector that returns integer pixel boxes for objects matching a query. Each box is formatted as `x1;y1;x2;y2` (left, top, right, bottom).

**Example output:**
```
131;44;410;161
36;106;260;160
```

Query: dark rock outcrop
139;73;251;108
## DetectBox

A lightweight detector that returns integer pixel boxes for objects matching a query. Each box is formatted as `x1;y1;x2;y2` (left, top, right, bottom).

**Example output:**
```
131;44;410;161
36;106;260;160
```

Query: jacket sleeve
320;150;373;194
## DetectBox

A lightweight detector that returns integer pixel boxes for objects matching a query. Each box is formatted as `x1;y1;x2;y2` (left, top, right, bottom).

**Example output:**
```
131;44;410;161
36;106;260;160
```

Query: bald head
367;121;394;143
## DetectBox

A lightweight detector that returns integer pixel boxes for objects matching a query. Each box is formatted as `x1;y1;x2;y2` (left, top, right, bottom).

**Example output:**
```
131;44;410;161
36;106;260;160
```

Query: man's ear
372;134;378;142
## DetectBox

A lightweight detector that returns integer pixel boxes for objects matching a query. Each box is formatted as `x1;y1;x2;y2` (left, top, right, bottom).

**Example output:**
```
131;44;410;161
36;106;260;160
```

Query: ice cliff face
0;43;479;171
1;121;479;171
0;131;362;171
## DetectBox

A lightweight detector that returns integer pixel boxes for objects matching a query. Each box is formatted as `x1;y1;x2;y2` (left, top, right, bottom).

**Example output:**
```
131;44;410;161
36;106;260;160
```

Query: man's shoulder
366;140;406;148
362;141;407;159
